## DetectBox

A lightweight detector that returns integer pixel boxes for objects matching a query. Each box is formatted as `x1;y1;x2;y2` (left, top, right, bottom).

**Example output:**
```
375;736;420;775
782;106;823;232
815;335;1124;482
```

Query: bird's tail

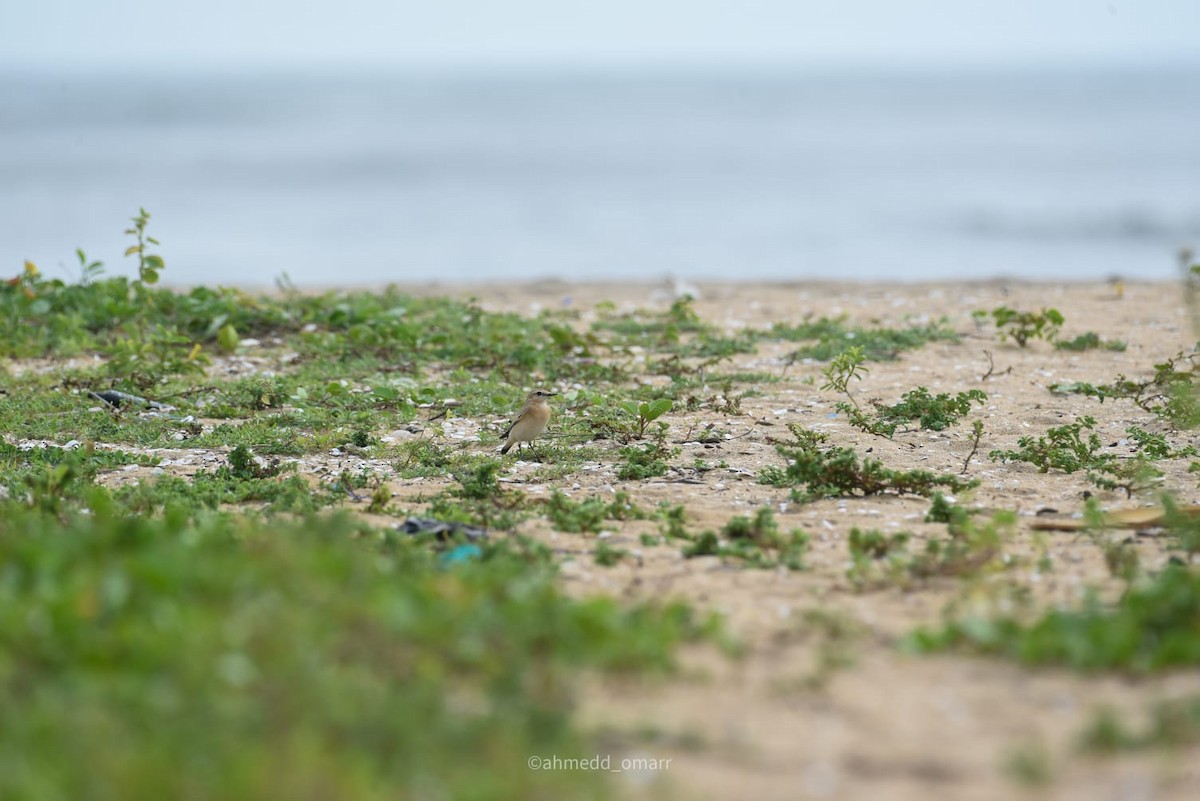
499;442;512;454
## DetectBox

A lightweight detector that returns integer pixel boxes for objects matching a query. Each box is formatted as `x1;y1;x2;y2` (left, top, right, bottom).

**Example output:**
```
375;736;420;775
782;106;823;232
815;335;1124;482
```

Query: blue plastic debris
439;544;484;565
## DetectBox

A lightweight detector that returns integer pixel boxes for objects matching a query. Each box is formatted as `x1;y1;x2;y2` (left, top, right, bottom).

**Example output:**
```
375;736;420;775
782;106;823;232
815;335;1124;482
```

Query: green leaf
372;385;401;402
640;398;673;422
217;323;240;354
142;269;160;285
144;254;165;269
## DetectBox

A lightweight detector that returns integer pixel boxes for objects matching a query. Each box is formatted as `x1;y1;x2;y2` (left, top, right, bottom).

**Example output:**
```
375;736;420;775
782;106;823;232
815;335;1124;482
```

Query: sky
2;0;1199;72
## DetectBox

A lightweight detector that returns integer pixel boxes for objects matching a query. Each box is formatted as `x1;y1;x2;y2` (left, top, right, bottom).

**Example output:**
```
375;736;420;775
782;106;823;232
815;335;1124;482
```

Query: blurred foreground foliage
0;476;714;800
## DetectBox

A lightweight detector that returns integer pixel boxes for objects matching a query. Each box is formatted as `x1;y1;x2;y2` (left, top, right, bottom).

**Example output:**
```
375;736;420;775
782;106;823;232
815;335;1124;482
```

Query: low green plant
74;247;106;285
616;426;675;480
846;512;1010;590
620;397;674;439
394;439;453;477
906;512;1010;580
925;492;969;528
1049;348;1200;429
1161;495;1200;561
773;316;957;361
452;459;504;500
793;608;864;691
225;444;283;479
367;480;392;513
657;504;690;540
977;305;1064;347
990;418;1195;496
681;530;720;558
1054;331;1126;352
545;490;644;534
760;435;977;502
591;295;711;347
422;459;528;530
125;206;165;286
841;387;986;437
592;538;628;567
905;564;1200;673
846;528;911;588
989;416;1103;473
681;507;809;569
716;507;809;569
104;325;211;387
820;345;868;407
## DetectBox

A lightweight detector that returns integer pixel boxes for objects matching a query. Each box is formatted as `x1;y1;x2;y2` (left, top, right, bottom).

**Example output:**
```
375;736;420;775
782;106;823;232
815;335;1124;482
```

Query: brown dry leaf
1031;505;1200;531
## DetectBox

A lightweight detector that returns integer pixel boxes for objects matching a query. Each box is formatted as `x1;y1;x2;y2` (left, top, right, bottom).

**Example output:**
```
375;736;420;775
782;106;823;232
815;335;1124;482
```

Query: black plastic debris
398;518;488;542
89;390;173;411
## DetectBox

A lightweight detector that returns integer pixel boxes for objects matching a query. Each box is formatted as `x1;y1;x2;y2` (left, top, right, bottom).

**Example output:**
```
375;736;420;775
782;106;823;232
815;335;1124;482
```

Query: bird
499;389;556;455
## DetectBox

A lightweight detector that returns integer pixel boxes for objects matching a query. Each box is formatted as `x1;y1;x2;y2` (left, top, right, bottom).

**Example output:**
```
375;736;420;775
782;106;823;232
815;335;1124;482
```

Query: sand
422;278;1200;801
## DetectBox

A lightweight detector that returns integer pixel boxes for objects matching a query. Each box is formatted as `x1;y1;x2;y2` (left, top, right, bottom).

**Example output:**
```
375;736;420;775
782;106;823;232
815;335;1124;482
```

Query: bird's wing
500;408;526;439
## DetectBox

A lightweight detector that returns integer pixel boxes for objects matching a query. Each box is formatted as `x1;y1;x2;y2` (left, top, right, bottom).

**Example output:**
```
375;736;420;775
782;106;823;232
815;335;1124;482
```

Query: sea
2;65;1198;287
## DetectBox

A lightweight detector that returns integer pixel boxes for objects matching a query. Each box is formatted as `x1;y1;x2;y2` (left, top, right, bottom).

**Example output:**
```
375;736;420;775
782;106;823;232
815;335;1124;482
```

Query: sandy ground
414;279;1200;801
31;278;1200;800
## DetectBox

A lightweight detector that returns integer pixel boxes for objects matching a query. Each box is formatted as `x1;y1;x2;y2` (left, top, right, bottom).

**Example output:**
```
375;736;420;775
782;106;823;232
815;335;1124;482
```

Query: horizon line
3;53;1199;78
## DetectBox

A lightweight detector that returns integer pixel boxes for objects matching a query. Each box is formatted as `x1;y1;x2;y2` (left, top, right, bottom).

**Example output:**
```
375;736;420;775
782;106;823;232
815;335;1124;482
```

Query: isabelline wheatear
499;389;556;455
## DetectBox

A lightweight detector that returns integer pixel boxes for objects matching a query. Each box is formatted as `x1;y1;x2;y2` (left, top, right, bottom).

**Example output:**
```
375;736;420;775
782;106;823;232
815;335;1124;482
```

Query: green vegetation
426;458;529;530
545;490;644;534
759;426;977;502
989;417;1105;473
845;511;1011;590
615;422;676;480
976;305;1064;347
620;397;674;438
0;495;717;800
845;528;911;587
905;565;1200;673
1053;331;1126;352
773;315;957;361
820;345;868;407
1049;347;1200;429
680;507;809;570
841;387;987;438
1161;495;1200;561
989;417;1196;496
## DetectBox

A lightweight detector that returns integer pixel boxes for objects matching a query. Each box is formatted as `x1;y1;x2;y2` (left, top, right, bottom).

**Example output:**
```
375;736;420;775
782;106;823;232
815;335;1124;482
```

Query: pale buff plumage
499;389;556;454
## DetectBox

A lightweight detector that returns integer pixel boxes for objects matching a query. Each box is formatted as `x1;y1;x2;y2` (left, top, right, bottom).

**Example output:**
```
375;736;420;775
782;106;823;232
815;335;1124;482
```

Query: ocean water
2;66;1198;286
